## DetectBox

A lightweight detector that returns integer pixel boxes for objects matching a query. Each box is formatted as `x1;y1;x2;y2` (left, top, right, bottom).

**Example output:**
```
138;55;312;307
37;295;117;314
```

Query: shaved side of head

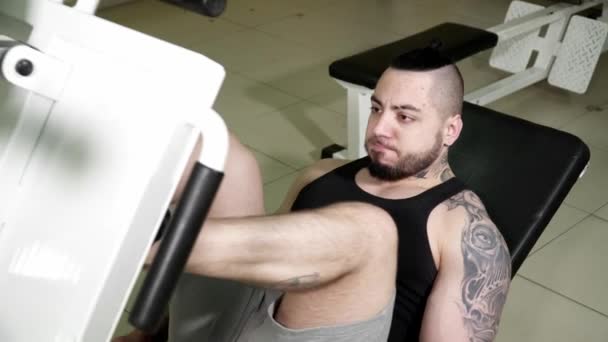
389;46;464;120
428;64;464;118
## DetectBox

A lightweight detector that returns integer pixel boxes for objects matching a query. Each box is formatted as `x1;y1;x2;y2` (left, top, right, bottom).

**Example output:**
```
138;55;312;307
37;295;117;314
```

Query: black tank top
291;157;467;342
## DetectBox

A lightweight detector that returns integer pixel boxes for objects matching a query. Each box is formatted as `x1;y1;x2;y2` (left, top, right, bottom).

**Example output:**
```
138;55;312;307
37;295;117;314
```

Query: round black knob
15;59;34;77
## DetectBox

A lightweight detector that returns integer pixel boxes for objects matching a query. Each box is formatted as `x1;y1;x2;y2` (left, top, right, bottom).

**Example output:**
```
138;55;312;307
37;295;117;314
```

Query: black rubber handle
129;163;224;333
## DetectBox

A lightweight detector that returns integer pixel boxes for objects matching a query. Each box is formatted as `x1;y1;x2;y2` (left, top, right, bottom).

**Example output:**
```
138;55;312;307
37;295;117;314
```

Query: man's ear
443;114;463;147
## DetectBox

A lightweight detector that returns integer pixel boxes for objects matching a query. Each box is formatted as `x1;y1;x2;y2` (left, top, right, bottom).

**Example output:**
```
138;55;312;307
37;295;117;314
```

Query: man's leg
170;136;397;340
175;132;264;217
209;134;265;217
169;133;266;342
115;132;266;342
274;206;397;330
176;202;399;341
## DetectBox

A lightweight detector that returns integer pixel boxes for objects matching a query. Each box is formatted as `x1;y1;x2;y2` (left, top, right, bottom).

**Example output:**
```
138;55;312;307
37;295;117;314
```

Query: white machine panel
0;1;226;341
549;15;608;93
490;0;545;73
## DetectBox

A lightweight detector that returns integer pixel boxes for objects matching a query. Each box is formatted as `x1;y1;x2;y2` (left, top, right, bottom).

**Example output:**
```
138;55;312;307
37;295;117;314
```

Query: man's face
365;68;446;181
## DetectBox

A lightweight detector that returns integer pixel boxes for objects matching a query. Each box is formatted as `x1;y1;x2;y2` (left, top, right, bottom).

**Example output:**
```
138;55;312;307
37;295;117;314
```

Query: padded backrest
451;102;590;274
329;23;498;89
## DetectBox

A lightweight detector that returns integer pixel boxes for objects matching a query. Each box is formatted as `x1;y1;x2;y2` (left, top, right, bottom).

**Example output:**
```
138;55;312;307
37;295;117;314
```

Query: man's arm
420;190;511;342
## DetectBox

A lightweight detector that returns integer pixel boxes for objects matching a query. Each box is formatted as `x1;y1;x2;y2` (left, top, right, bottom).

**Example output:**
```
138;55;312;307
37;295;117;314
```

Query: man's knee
327;203;398;304
274;203;397;329
320;202;398;270
172;132;264;216
209;133;264;217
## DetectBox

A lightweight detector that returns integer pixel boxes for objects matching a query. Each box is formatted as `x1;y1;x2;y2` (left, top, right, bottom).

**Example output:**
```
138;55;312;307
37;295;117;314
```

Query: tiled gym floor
97;0;608;340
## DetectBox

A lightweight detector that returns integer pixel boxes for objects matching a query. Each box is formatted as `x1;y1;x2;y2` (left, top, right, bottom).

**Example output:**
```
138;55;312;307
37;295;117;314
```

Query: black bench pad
452;102;589;274
329;23;498;89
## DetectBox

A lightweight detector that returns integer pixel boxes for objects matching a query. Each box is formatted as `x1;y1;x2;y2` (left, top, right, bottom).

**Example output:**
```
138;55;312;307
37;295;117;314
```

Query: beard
365;132;443;181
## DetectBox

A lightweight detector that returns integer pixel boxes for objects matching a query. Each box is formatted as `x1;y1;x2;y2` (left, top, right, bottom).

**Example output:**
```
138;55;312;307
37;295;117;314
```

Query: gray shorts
169;275;265;342
169;276;394;342
235;290;395;342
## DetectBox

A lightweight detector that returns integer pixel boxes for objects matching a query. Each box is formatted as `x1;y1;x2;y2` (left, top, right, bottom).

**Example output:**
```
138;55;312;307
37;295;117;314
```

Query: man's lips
368;141;396;154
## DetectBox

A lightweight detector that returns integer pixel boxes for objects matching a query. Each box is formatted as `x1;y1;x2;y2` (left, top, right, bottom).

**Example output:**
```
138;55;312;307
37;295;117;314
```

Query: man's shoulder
435;188;511;268
433;188;490;224
427;186;499;241
443;189;488;215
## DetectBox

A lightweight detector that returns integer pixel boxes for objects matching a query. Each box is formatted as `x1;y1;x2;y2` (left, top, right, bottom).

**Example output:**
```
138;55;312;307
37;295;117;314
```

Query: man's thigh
169;274;266;342
168;133;265;342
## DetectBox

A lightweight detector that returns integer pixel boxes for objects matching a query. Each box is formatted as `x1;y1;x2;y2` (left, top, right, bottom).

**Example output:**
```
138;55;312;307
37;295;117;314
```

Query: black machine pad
329;23;498;89
451;102;589;273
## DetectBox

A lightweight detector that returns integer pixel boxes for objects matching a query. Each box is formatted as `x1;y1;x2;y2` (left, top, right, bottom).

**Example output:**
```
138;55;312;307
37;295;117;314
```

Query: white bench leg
345;88;372;159
331;80;372;160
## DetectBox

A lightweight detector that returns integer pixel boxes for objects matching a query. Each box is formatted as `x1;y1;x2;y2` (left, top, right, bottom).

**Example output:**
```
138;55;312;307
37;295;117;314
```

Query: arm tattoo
271;273;321;290
447;191;511;342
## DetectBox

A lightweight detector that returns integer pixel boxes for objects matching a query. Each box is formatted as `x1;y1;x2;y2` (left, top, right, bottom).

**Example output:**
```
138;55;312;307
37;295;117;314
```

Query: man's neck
361;151;455;191
413;152;455;183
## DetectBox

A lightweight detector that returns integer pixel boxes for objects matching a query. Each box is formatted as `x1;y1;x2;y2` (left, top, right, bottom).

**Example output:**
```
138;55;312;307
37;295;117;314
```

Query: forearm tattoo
446;191;511;342
271;273;321;290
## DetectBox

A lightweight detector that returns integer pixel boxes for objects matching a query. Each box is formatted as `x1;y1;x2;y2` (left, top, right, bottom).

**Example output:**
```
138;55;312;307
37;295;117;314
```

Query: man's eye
370;106;381;114
398;114;412;122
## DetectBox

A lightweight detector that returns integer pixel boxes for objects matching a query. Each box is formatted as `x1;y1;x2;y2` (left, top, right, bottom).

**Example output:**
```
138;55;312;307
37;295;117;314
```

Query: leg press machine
0;0;228;340
0;1;596;341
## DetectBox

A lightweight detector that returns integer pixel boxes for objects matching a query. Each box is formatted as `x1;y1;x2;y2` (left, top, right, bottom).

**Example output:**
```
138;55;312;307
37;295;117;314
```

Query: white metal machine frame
333;0;608;160
0;0;228;341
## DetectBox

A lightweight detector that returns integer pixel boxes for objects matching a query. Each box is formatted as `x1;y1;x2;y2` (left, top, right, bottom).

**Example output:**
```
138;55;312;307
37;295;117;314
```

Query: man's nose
371;112;393;138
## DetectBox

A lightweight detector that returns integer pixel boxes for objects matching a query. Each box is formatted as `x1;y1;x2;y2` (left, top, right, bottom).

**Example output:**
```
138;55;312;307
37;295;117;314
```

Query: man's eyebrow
371;95;421;112
395;104;421;112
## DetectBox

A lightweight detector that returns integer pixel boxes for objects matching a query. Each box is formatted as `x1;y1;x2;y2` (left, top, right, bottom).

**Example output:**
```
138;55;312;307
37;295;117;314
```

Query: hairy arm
420;190;511;342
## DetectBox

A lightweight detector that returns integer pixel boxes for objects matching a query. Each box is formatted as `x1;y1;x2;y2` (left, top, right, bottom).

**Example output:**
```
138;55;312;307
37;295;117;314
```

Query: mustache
366;136;398;152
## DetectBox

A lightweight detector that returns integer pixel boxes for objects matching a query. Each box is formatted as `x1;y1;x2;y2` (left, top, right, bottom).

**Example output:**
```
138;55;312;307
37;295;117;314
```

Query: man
117;47;511;342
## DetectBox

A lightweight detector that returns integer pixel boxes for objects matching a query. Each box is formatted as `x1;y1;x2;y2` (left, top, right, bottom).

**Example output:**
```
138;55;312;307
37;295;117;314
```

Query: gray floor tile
519;216;608;315
264;172;300;214
529;204;589;255
496;275;608;342
230;102;346;169
564;146;608;213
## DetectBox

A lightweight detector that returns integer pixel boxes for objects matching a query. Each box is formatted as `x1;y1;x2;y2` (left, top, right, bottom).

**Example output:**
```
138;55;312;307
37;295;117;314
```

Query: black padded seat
329;23;498;90
450;102;589;274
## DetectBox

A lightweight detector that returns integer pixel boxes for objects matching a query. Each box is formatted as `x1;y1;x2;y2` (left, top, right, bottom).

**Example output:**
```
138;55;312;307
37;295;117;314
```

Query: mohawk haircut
389;44;465;117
